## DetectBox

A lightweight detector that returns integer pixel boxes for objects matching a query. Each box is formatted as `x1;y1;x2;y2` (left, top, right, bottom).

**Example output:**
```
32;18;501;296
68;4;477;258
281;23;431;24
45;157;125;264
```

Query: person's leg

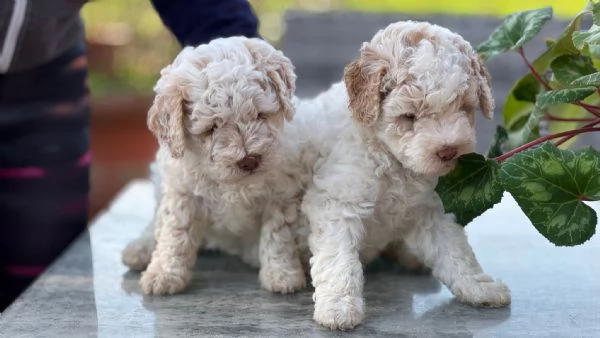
0;42;90;311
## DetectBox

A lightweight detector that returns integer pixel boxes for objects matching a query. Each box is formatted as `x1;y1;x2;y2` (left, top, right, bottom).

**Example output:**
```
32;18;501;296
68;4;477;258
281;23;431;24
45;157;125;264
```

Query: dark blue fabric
150;0;260;47
0;41;89;311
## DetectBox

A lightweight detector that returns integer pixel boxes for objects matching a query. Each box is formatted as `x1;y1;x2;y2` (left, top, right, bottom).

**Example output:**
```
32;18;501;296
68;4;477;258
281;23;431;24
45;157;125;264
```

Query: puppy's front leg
259;204;306;294
405;205;510;307
305;196;368;330
140;193;204;295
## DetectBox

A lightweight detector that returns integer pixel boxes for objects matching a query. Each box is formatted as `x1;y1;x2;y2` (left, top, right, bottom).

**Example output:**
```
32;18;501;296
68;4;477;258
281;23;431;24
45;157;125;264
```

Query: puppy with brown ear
291;21;508;330
122;36;307;295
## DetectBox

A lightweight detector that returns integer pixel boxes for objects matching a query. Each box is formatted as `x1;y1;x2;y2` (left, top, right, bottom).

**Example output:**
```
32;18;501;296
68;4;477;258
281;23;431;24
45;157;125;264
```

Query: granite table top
0;180;599;338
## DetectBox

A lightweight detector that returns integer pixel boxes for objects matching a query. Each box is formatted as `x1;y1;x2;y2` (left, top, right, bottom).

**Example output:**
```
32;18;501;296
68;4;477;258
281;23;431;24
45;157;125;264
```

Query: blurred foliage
81;0;583;98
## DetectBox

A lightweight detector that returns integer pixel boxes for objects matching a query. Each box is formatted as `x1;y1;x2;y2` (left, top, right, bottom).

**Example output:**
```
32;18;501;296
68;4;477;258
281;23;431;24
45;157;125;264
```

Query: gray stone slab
1;180;599;337
281;11;599;152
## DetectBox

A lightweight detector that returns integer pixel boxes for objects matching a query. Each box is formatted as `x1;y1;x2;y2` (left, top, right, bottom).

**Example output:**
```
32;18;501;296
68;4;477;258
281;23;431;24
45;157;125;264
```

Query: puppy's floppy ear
245;38;297;122
344;45;388;126
471;54;494;120
266;62;296;122
147;68;188;159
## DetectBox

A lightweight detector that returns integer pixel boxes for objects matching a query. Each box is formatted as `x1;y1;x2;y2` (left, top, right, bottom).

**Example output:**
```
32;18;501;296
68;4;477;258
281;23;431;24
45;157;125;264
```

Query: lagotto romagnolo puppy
291;21;510;330
122;36;307;295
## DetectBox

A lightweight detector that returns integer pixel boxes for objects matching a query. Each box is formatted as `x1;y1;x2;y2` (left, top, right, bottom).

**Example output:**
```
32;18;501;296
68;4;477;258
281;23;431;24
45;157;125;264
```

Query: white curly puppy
128;36;306;295
294;21;510;330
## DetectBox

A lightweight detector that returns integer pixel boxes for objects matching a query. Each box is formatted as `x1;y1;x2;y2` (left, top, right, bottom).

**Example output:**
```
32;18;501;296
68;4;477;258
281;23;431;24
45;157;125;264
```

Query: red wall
89;96;157;219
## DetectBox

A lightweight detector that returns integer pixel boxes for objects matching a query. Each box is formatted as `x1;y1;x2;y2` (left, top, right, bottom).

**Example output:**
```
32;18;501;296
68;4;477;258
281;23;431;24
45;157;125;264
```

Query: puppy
126;36;306;295
292;21;510;330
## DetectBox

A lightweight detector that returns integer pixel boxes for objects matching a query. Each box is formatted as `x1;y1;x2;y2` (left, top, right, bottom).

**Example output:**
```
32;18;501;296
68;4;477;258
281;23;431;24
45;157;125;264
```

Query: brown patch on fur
402;29;426;46
267;69;294;122
471;54;494;119
191;58;209;71
344;47;388;126
147;84;188;159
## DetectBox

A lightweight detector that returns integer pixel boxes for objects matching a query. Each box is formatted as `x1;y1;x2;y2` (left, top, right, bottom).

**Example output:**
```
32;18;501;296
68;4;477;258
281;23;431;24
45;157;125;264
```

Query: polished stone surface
0;180;599;337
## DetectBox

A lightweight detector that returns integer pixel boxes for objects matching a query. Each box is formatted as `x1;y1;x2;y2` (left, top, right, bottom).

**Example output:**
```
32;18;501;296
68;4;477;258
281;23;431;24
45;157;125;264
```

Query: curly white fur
289;21;510;330
122;36;308;295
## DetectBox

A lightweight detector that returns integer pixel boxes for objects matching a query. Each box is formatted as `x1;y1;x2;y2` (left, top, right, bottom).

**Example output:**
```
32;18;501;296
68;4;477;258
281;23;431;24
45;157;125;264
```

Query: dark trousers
0;42;90;311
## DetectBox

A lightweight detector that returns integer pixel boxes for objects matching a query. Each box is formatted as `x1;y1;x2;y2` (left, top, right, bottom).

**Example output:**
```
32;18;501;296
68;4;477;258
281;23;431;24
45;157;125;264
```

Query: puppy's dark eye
258;113;268;120
203;124;217;136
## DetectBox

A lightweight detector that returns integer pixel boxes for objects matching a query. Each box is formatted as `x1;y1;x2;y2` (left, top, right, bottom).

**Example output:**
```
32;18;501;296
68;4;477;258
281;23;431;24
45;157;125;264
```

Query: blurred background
83;0;581;218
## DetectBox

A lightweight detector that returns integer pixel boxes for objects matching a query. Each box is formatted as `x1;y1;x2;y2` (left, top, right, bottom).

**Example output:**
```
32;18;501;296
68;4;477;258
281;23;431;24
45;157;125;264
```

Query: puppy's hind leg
259;203;306;294
122;221;156;271
122;160;162;271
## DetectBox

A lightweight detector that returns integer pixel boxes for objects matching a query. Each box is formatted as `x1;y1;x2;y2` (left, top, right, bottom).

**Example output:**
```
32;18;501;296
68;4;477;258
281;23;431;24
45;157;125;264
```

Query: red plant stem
577;102;600;111
518;47;551;90
554;118;600;147
545;113;597;122
576;102;600;118
494;127;600;162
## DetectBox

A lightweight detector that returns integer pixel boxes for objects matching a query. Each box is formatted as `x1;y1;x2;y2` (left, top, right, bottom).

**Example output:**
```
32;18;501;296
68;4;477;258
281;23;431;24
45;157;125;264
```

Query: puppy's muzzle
237;154;261;172
436;147;458;161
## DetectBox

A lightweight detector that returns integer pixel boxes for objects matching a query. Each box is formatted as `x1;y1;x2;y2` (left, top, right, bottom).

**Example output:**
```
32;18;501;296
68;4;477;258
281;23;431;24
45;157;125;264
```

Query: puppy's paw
313;295;364;330
140;264;190;295
260;265;306;294
451;273;511;308
122;237;155;271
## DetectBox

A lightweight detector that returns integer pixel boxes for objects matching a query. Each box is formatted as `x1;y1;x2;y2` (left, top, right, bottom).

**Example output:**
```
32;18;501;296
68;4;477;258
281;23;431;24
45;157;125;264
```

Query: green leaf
512;74;542;103
538;87;596;106
500;143;600;246
547;5;593;58
550;55;596;87
504;117;541;152
590;45;600;60
592;0;600;26
436;154;504;226
573;25;600;55
502;6;591;129
477;7;553;61
504;87;596;150
503;75;541;130
486;125;509;158
570;71;600;87
545;38;556;49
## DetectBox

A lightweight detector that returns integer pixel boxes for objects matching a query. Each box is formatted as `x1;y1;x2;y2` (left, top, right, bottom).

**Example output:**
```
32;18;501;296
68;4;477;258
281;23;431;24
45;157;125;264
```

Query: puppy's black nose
437;147;458;161
237;155;261;171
